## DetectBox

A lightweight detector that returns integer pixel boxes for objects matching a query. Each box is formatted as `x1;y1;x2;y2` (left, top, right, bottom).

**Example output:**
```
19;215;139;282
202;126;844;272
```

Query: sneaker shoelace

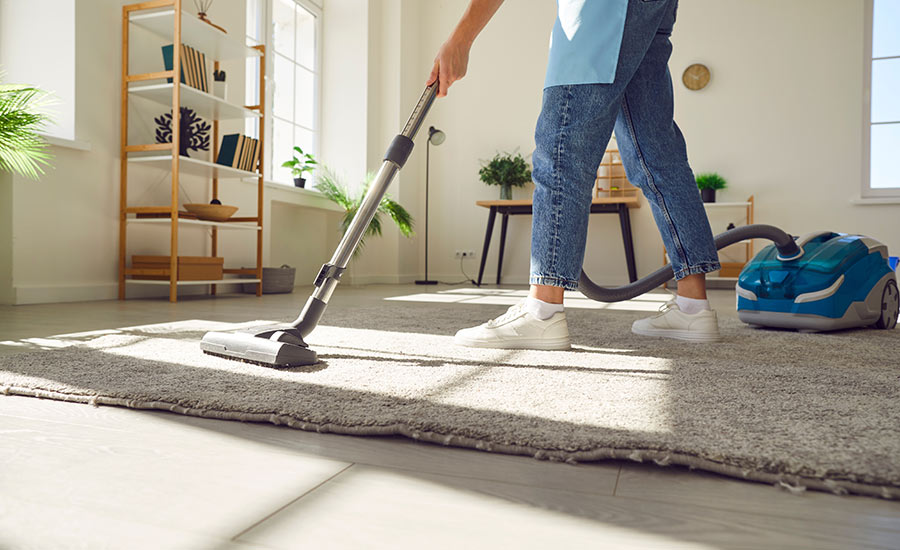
485;301;527;328
654;299;679;318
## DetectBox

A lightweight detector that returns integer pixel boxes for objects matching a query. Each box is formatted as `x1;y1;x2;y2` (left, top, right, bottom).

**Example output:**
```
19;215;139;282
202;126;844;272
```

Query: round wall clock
682;63;711;91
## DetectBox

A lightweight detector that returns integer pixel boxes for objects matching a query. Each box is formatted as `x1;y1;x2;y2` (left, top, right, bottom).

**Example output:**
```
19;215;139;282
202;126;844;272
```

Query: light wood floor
1;285;898;549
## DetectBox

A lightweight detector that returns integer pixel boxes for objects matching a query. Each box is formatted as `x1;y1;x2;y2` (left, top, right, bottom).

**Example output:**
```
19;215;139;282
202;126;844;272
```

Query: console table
475;196;641;286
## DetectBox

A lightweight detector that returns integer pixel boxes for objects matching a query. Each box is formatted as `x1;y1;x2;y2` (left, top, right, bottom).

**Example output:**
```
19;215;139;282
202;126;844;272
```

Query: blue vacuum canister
736;232;899;331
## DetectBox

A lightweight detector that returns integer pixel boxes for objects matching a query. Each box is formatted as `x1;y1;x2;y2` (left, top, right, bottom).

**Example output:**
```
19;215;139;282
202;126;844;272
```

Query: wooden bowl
183;203;238;222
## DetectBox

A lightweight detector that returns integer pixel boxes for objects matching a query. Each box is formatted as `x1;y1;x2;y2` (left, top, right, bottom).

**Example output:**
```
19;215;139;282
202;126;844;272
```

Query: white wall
669;0;898;253
401;0;900;287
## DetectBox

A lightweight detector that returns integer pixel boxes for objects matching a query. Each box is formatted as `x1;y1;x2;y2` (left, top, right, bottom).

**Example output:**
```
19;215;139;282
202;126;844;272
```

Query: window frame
248;0;323;186
862;0;900;198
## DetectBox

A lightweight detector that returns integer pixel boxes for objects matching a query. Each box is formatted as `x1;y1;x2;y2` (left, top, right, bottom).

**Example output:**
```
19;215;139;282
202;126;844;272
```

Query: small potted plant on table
696;172;727;203
282;146;317;188
479;151;532;200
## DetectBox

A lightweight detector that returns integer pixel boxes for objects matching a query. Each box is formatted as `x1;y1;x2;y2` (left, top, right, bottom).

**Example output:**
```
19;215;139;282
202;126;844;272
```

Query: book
245;138;256;172
198;50;208;93
193;47;206;92
187;45;200;90
234;134;246;169
249;138;259;172
181;44;196;88
216;134;239;167
161;44;187;85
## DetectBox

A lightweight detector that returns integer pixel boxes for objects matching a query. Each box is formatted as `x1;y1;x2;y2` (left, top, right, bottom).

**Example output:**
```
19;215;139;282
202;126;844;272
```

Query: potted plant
696;172;727;203
316;168;414;258
0;76;53;179
479;151;532;200
282;146;317;188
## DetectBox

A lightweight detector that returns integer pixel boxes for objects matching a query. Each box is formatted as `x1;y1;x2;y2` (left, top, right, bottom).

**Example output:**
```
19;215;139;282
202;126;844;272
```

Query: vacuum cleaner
201;83;899;368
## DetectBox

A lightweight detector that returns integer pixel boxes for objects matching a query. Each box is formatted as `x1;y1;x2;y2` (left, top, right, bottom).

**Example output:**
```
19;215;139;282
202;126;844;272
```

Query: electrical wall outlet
455;250;477;259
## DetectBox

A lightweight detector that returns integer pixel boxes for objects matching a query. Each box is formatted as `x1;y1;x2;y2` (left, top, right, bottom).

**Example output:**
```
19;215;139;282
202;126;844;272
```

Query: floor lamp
416;126;445;285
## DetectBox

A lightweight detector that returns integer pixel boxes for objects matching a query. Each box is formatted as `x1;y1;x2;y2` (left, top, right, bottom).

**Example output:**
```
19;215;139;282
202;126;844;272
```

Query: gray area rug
1;299;898;500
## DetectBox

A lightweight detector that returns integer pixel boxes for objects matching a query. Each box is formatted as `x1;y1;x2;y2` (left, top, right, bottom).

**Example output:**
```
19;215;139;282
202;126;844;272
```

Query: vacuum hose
578;224;801;303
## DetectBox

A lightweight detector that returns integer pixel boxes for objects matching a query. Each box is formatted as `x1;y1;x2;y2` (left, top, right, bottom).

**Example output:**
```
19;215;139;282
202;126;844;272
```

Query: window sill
39;133;92;152
240;177;343;212
851;197;900;206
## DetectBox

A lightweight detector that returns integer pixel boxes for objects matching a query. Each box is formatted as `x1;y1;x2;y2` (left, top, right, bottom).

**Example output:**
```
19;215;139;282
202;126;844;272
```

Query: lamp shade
428;126;445;146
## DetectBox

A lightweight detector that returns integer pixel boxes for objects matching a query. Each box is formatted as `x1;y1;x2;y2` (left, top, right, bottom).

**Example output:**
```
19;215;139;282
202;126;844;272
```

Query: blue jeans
530;0;720;290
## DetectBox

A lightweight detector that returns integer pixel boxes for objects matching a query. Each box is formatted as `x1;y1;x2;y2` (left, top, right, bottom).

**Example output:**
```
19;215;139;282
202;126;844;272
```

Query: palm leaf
316;166;415;258
0;79;54;179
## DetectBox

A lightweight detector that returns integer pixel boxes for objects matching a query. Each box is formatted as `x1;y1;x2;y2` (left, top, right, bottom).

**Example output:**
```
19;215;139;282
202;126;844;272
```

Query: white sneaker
454;300;571;350
632;299;721;342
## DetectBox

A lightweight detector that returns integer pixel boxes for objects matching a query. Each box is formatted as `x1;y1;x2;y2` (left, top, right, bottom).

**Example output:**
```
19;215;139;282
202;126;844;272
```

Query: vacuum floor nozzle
200;329;318;367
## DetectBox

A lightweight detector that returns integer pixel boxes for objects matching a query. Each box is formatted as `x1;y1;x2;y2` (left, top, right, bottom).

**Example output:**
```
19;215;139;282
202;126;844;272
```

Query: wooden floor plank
239;464;900;550
0;411;351;540
616;463;900;531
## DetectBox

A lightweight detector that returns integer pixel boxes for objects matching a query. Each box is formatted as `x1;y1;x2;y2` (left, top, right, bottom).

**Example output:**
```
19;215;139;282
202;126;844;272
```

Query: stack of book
216;134;260;172
161;44;209;93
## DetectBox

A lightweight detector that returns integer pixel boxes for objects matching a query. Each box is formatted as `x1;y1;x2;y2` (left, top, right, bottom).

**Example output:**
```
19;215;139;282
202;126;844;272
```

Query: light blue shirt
544;0;628;88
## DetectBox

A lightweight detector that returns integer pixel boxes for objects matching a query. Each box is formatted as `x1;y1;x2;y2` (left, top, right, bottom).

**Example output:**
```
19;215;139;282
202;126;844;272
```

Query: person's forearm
451;0;505;46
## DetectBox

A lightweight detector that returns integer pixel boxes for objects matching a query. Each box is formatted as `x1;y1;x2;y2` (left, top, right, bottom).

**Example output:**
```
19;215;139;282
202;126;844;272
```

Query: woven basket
241;264;296;294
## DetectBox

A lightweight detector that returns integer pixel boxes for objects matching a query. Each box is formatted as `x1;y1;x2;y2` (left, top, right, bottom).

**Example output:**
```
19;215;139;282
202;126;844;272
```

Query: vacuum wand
291;83;438;338
199;83;438;367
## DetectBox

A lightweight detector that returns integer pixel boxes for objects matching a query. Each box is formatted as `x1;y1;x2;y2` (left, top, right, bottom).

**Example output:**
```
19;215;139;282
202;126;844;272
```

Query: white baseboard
13;282;216;304
13;283;119;305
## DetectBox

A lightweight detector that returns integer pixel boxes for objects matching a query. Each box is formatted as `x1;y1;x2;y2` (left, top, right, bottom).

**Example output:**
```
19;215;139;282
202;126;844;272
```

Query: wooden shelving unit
595;149;640;201
120;0;265;302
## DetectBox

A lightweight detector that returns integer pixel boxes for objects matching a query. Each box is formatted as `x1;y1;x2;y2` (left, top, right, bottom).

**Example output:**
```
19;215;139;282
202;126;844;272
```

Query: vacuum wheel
875;279;899;330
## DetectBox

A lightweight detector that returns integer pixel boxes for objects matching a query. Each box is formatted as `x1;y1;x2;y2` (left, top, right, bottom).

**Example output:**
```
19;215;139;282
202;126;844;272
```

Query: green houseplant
282;146;317;188
479;151;532;200
0;75;53;179
695;172;727;203
316;168;414;258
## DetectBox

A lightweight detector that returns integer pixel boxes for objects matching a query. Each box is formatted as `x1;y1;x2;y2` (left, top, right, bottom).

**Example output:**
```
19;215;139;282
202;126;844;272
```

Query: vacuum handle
401;83;439;139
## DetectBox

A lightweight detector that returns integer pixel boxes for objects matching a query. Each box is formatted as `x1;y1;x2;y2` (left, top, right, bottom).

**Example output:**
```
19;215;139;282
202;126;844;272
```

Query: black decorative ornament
154;107;210;157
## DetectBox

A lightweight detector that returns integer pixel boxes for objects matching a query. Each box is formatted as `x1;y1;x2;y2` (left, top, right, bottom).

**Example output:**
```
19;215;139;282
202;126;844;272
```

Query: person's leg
529;0;676;304
613;0;722;340
455;0;675;349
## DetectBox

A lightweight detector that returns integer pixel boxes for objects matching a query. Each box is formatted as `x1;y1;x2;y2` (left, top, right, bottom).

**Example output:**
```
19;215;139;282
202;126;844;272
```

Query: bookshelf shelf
125;278;260;286
127;154;259;180
129;8;260;61
121;0;266;302
127;217;261;231
129;82;260;121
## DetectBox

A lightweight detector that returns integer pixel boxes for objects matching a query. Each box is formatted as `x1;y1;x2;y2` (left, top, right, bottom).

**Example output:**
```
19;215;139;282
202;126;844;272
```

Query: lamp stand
416;139;438;285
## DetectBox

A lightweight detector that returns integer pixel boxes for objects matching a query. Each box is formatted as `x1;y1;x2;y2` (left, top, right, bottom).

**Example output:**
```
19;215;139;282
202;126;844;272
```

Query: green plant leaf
478;151;532;188
0;80;54;179
695;172;727;190
316;166;415;258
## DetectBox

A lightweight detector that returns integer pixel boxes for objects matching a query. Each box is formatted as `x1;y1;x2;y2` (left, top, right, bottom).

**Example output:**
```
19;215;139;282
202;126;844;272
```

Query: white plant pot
213;81;227;101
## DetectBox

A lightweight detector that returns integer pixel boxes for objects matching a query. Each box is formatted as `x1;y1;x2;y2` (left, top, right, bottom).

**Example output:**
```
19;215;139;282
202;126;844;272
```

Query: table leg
619;204;638;283
497;213;509;285
477;206;497;287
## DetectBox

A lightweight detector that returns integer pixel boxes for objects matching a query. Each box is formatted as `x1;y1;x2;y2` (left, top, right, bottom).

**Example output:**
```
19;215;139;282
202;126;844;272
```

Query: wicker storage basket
242;264;296;294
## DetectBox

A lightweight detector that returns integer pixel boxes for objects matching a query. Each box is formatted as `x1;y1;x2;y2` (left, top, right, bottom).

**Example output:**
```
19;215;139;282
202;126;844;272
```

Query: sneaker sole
631;325;721;343
453;335;571;350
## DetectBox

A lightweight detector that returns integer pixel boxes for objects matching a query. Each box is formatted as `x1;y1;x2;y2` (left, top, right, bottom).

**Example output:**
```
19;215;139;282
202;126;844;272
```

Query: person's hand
427;34;472;98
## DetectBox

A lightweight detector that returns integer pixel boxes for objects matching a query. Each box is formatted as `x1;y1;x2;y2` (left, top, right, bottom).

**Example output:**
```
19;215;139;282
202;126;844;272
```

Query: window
0;0;76;142
246;0;321;185
864;0;900;197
